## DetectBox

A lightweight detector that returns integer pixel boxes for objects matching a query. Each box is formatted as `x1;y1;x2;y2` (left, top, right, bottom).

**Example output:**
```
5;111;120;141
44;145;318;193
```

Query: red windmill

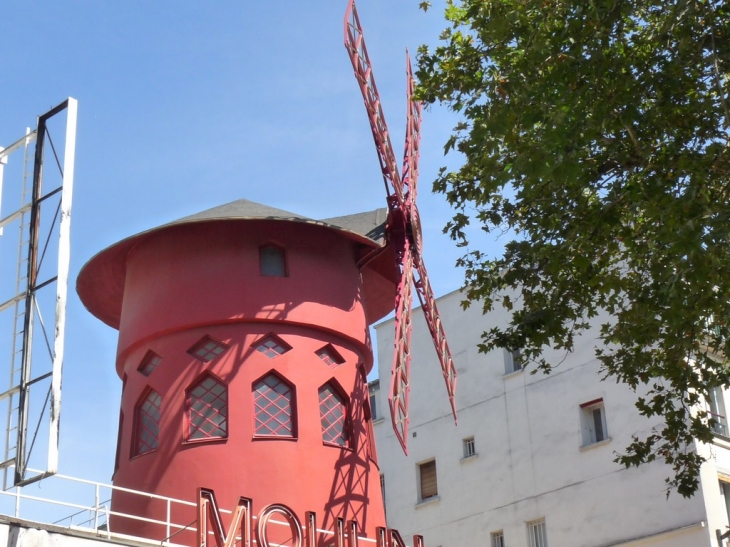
344;0;458;454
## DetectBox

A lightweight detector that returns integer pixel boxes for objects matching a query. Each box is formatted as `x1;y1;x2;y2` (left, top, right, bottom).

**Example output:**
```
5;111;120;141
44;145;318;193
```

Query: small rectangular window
368;380;380;421
418;460;438;501
720;480;730;525
380;474;386;514
490;531;505;547
580;398;608;446
504;348;523;374
527;519;547;547
260;244;287;276
709;387;728;436
463;436;476;458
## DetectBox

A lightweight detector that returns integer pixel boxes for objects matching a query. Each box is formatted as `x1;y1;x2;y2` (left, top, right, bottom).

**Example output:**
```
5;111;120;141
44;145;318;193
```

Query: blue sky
1;2;501;486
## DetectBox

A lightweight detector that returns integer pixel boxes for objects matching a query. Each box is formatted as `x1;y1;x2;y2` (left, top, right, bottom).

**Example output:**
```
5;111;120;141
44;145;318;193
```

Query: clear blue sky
1;2;501;486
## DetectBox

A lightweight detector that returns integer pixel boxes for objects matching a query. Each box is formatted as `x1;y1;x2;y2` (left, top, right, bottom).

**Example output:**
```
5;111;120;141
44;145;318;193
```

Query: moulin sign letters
198;488;423;547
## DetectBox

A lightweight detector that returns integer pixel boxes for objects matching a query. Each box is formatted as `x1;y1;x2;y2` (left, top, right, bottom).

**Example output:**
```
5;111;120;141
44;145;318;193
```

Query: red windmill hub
344;0;458;454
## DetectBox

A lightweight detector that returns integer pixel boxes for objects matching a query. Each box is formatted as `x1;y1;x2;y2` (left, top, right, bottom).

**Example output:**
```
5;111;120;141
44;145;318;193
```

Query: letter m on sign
198;488;253;547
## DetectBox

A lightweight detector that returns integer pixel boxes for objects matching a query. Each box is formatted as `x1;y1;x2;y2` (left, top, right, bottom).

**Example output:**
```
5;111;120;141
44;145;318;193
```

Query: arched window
253;373;295;437
187;375;228;441
133;389;161;456
319;383;348;447
259;244;287;277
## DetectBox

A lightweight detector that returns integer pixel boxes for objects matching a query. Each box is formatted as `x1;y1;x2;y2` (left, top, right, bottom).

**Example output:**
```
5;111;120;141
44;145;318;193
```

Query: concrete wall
373;290;721;547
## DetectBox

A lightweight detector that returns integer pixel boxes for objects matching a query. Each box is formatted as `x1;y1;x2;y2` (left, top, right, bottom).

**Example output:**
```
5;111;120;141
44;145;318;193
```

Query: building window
580;398;608;446
188;336;228;363
463;436;476;458
369;380;380;421
720;480;730;525
709;387;728;436
254;334;291;358
418;460;438;501
187;375;228;441
253;373;295;437
527;519;548;547
380;474;386;514
319;383;348;447
138;350;162;376
490;532;505;547
504;348;523;374
133;389;161;456
316;344;345;367
260;244;287;277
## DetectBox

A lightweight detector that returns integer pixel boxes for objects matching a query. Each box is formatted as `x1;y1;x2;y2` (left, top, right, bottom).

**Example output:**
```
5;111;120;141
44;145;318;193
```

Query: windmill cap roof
76;198;389;328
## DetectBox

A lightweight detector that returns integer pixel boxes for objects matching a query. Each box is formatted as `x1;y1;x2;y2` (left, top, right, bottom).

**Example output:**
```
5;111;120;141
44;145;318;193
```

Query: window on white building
504;348;523;374
463;436;476;458
490;531;505;547
580;398;608;446
380;474;386;513
369;380;380;421
719;480;730;526
527;519;548;547
708;387;728;437
418;460;438;501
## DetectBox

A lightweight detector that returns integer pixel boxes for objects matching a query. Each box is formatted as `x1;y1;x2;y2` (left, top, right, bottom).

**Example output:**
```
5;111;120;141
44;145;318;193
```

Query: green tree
416;0;730;496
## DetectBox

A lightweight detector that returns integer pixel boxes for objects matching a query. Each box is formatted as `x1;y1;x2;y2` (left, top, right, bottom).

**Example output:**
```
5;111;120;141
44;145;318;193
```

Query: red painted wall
88;219;385;543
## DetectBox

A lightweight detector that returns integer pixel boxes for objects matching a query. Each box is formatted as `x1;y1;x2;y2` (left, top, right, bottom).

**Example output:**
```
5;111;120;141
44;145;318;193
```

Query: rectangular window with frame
504;348;523;374
580;398;608;446
709;387;728;436
490;531;505;547
418;459;438;501
527;519;548;547
368;380;380;421
463;436;476;458
380;474;386;514
719;479;730;526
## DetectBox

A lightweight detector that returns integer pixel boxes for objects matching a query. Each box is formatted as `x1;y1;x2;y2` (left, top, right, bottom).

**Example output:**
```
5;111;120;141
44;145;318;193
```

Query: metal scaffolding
0;98;77;487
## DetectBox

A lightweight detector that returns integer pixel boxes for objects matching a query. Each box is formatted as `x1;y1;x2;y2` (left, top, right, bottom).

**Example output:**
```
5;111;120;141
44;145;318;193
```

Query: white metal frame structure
0;98;77;488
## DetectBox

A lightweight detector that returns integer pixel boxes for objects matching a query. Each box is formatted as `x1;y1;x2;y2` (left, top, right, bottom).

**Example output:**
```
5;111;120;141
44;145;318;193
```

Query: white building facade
372;289;730;547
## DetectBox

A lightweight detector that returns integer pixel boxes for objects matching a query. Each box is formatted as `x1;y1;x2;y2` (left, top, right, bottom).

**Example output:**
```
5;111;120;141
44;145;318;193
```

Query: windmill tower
75;1;456;544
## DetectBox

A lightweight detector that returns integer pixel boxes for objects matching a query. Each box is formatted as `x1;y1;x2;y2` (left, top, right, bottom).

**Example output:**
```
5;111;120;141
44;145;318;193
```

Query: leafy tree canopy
416;0;730;496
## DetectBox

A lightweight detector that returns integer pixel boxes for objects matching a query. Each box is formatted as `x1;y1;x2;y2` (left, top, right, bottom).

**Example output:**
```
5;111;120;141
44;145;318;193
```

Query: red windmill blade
344;0;457;454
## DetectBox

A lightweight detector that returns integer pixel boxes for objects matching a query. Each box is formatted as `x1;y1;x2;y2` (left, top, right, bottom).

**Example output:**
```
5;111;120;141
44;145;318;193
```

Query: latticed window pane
134;390;161;456
188;376;228;440
256;335;290;358
254;374;294;436
188;336;228;362
319;384;347;447
138;351;162;377
316;345;345;368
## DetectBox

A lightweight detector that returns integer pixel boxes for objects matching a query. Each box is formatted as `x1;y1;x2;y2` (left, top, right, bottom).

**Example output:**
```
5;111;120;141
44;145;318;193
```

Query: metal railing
0;469;383;547
0;469;196;546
